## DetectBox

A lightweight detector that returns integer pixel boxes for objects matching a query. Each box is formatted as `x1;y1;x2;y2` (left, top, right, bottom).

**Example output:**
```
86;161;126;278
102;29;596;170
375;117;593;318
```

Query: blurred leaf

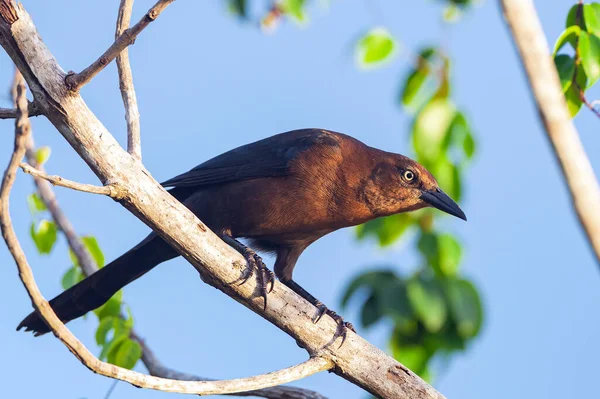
101;334;128;363
584;3;600;34
356;27;397;68
94;292;122;319
113;339;142;370
27;193;46;214
124;306;135;329
553;25;581;56
430;157;461;202
447;111;475;162
378;278;415;332
437;234;462;276
445;279;483;338
565;64;587;117
30;220;57;255
341;270;396;308
418;231;439;268
280;0;307;23
227;0;247;18
412;98;456;164
566;4;586;31
356;213;415;247
401;68;431;112
96;316;116;346
35;146;51;165
83;236;104;267
361;294;382;328
579;31;600;87
407;276;447;333
61;266;84;290
554;54;575;92
390;339;431;378
443;5;462;23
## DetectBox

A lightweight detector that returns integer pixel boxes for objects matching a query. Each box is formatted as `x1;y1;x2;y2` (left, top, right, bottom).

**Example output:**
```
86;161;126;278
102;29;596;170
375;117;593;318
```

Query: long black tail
17;232;178;336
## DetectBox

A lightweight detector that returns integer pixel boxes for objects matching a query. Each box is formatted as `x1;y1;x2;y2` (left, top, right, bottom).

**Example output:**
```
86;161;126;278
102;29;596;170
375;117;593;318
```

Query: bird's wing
161;129;342;188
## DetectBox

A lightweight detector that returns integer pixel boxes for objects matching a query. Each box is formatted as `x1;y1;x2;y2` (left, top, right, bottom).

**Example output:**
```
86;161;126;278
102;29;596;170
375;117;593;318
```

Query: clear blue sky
1;1;598;398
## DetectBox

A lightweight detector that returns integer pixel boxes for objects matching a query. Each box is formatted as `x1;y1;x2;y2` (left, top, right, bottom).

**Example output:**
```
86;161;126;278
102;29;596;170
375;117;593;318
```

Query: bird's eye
403;170;415;182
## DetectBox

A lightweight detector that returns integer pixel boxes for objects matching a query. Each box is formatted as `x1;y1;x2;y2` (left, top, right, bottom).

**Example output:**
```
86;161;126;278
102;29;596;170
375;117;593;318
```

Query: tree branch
64;0;174;91
116;0;142;160
0;101;39;118
0;1;444;398
500;0;600;266
20;162;123;197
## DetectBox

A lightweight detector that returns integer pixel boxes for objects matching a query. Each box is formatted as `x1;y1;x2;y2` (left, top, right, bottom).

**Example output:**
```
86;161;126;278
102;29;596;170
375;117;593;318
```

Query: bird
18;128;466;342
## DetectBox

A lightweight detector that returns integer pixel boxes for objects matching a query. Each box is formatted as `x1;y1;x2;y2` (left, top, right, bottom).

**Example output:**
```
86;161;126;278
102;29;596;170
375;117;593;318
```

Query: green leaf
566;4;586;31
438;234;462;276
96;316;116;346
341;270;396;308
418;231;439;268
113;339;142;370
94;293;122;319
27;193;46;214
61;266;84;290
227;0;247;18
553;25;581;56
82;236;104;267
445;279;484;338
412;98;456;164
429;157;461;202
356;27;397;69
378;278;415;331
280;0;307;23
407;276;447;333
390;341;431;377
361;294;382;328
463;130;476;161
401;68;432;112
101;333;128;362
554;54;576;92
579;31;600;87
35;146;51;165
584;3;600;34
447;112;475;161
356;213;416;247
30;220;58;255
565;64;587;117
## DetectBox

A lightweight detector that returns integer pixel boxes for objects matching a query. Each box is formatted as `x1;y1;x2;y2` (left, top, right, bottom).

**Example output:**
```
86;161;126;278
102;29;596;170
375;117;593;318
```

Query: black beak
420;188;467;221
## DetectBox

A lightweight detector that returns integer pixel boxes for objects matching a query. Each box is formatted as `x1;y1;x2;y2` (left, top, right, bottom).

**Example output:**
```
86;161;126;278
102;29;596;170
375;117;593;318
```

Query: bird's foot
313;302;355;347
237;247;275;311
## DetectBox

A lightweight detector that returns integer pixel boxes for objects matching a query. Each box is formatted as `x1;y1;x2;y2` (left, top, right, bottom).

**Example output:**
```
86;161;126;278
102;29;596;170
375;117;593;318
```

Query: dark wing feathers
161;129;341;189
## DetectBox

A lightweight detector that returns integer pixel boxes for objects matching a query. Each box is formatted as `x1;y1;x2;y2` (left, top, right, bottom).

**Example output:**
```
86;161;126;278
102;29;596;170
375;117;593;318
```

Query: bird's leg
220;235;274;311
283;279;355;346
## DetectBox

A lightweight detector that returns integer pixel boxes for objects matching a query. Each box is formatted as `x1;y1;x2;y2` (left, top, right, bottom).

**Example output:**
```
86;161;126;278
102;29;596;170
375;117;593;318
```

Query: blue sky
1;1;599;398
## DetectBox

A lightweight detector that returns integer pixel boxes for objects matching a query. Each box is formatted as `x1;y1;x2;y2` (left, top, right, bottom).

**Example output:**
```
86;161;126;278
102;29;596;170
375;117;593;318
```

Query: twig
132;332;327;399
501;0;600;266
65;0;175;91
19;163;123;198
0;101;39;118
116;0;142;160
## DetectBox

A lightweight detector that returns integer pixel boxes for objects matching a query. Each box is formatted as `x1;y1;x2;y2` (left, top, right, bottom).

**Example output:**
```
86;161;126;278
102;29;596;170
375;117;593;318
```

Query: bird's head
362;154;466;221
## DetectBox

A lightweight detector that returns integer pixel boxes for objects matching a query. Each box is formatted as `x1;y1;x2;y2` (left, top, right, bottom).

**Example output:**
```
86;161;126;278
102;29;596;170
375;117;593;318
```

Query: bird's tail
17;233;177;336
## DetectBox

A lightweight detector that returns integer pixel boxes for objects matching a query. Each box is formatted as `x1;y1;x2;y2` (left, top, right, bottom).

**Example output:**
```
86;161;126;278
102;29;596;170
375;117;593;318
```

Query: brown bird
18;129;466;341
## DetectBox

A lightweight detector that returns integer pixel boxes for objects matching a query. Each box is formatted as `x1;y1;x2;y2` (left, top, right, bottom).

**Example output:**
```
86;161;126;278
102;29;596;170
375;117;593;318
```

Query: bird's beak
420;188;467;221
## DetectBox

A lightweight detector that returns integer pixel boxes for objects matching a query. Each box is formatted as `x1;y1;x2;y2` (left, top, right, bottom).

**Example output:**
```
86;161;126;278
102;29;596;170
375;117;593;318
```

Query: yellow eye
403;170;415;182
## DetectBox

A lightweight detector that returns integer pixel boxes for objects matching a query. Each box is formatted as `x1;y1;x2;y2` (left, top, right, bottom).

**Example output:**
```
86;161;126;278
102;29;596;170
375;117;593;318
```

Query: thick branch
0;2;444;398
116;0;142;160
64;0;174;91
500;0;600;266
